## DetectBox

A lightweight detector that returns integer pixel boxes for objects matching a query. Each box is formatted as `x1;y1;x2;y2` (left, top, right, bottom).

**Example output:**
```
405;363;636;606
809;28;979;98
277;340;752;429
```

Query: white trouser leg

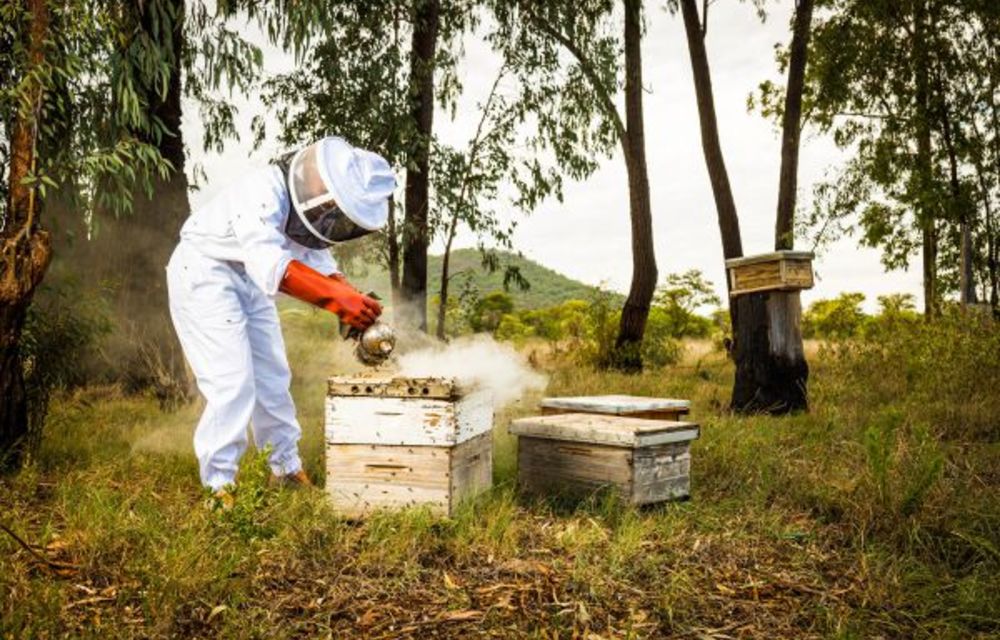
166;243;256;490
244;288;303;477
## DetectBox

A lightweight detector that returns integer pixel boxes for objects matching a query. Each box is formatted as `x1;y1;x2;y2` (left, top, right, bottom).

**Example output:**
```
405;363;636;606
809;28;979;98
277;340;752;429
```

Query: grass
2;307;999;638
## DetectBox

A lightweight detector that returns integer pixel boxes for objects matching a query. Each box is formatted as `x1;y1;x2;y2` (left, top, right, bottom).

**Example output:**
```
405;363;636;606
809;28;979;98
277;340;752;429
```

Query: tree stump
726;251;812;414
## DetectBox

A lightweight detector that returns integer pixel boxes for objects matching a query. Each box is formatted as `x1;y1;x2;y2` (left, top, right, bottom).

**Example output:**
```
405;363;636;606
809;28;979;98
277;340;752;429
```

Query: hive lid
724;250;814;269
541;394;690;414
328;375;464;400
510;413;700;448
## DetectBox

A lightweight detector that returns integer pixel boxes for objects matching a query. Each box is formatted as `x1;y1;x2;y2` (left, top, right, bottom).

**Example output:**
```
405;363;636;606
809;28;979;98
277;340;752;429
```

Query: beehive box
725;250;814;296
540;394;691;422
510;413;700;504
325;376;493;517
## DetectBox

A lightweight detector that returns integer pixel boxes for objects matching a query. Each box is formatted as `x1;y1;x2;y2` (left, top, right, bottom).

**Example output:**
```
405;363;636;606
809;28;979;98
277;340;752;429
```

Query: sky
183;2;924;312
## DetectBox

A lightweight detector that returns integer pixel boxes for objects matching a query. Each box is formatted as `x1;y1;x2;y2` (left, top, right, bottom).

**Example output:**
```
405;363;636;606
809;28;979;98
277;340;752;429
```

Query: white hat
288;136;395;239
316;136;395;230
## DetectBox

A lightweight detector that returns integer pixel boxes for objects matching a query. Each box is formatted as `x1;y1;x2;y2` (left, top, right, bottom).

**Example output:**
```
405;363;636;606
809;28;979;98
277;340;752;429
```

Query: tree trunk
386;195;401;309
939;106;977;306
611;0;658;372
913;0;938;318
981;171;999;313
774;0;813;251
436;217;458;340
400;0;440;332
681;0;809;413
679;0;742;261
730;291;808;413
0;0;52;469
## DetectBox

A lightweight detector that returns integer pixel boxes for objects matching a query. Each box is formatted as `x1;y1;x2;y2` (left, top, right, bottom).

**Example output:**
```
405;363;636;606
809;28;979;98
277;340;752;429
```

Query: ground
2;308;998;639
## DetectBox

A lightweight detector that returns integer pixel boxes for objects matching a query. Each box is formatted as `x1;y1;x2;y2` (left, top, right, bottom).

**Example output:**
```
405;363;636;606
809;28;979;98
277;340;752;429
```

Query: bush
652;270;720;339
803;292;868;339
467;291;514;333
576;291;682;370
21;280;112;451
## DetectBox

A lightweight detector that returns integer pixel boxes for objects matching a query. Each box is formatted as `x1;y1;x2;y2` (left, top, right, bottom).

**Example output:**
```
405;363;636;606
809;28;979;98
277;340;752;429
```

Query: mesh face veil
286;142;372;246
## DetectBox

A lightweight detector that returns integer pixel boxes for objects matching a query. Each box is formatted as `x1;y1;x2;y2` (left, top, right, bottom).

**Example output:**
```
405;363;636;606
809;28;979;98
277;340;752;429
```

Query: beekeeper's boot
207;486;236;511
270;469;314;489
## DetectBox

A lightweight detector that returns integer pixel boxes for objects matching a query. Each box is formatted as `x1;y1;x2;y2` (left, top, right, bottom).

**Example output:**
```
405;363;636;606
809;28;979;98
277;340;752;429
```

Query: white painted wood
510;413;699;448
454;389;494;444
540;394;690;414
325;388;493;446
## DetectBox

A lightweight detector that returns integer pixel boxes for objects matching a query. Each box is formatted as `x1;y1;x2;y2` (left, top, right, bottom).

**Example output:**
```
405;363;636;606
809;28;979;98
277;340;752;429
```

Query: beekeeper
166;136;393;499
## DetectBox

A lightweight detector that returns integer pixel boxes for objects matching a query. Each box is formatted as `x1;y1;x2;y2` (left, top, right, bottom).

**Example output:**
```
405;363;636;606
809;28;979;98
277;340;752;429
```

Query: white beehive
325;376;493;517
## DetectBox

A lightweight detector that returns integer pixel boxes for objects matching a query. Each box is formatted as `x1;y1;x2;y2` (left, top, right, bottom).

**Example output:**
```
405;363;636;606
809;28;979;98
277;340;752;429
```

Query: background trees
4;0;996;469
491;0;657;371
791;0;1000;316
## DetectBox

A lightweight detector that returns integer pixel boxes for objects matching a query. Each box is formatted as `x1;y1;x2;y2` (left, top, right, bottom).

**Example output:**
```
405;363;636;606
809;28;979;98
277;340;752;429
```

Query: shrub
468;291;514;333
652;270;720;339
803;292;868;339
21;280;112;452
576;291;682;370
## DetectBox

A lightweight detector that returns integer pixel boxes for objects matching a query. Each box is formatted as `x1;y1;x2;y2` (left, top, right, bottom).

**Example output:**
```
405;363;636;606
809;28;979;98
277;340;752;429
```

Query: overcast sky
183;1;923;312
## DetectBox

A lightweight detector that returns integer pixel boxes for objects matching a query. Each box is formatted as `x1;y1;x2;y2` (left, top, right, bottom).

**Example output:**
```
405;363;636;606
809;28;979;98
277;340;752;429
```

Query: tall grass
1;307;998;638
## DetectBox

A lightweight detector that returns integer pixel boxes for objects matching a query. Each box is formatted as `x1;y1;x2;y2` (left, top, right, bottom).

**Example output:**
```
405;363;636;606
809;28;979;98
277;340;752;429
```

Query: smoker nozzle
354;322;396;367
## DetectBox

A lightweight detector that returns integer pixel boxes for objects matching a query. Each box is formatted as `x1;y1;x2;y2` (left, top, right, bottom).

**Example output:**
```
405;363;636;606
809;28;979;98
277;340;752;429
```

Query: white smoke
395;334;547;409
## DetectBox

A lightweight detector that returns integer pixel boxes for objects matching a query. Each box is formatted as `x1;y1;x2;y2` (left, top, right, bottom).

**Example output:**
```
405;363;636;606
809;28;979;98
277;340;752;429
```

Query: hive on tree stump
325;376;493;518
725;251;813;414
726;250;814;296
540;394;691;422
510;413;700;504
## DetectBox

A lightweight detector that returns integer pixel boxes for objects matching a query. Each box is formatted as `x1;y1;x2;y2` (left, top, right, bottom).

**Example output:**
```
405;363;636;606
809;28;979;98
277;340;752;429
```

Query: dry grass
1;308;998;638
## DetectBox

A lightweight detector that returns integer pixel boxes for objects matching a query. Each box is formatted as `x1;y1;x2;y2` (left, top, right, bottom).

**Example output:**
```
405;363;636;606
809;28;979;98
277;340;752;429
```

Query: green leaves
792;0;1000;306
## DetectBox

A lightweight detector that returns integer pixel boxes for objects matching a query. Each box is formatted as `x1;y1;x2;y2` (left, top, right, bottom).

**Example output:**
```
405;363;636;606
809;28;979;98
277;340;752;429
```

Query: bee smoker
342;321;397;367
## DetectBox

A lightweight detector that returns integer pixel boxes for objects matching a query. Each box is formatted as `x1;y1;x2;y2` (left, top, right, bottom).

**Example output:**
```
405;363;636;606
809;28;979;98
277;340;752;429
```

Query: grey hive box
510;413;700;505
325;376;493;518
540;394;691;422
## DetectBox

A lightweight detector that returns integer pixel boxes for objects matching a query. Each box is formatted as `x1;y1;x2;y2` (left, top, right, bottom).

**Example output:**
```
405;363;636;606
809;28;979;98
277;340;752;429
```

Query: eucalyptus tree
679;0;815;412
1;0;175;467
248;0;472;331
792;0;1000;314
490;0;657;371
432;59;557;340
42;0;262;401
400;0;442;331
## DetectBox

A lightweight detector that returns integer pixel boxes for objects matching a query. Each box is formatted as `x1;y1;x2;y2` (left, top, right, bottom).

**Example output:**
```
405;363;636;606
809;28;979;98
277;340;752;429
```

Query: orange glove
280;261;382;329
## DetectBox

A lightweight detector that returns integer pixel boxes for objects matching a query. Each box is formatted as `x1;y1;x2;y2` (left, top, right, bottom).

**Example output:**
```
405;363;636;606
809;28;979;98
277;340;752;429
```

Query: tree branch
523;6;627;143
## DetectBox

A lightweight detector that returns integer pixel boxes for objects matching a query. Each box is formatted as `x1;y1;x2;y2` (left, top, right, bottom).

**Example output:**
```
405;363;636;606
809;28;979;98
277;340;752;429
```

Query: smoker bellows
325;375;493;517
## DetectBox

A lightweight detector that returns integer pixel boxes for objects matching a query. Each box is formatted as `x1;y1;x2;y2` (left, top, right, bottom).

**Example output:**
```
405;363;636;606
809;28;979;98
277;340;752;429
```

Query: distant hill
343;248;622;309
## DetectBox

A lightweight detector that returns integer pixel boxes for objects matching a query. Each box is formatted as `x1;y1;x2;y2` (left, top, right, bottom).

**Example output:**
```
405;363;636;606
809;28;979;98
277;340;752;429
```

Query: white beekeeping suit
166;136;393;492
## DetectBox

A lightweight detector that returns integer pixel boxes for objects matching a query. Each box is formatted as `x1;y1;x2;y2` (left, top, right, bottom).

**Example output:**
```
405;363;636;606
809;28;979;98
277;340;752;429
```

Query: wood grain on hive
725;250;814;296
510;413;699;505
325;376;493;518
540;394;691;422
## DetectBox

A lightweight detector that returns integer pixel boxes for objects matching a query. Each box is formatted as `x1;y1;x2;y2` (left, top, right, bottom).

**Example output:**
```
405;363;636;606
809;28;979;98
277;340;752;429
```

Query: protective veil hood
285;136;395;247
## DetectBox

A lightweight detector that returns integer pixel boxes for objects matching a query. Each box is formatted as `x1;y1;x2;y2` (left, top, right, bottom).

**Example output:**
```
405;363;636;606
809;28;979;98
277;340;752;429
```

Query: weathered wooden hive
725;250;815;296
325;376;493;517
510;413;700;505
540;394;691;422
